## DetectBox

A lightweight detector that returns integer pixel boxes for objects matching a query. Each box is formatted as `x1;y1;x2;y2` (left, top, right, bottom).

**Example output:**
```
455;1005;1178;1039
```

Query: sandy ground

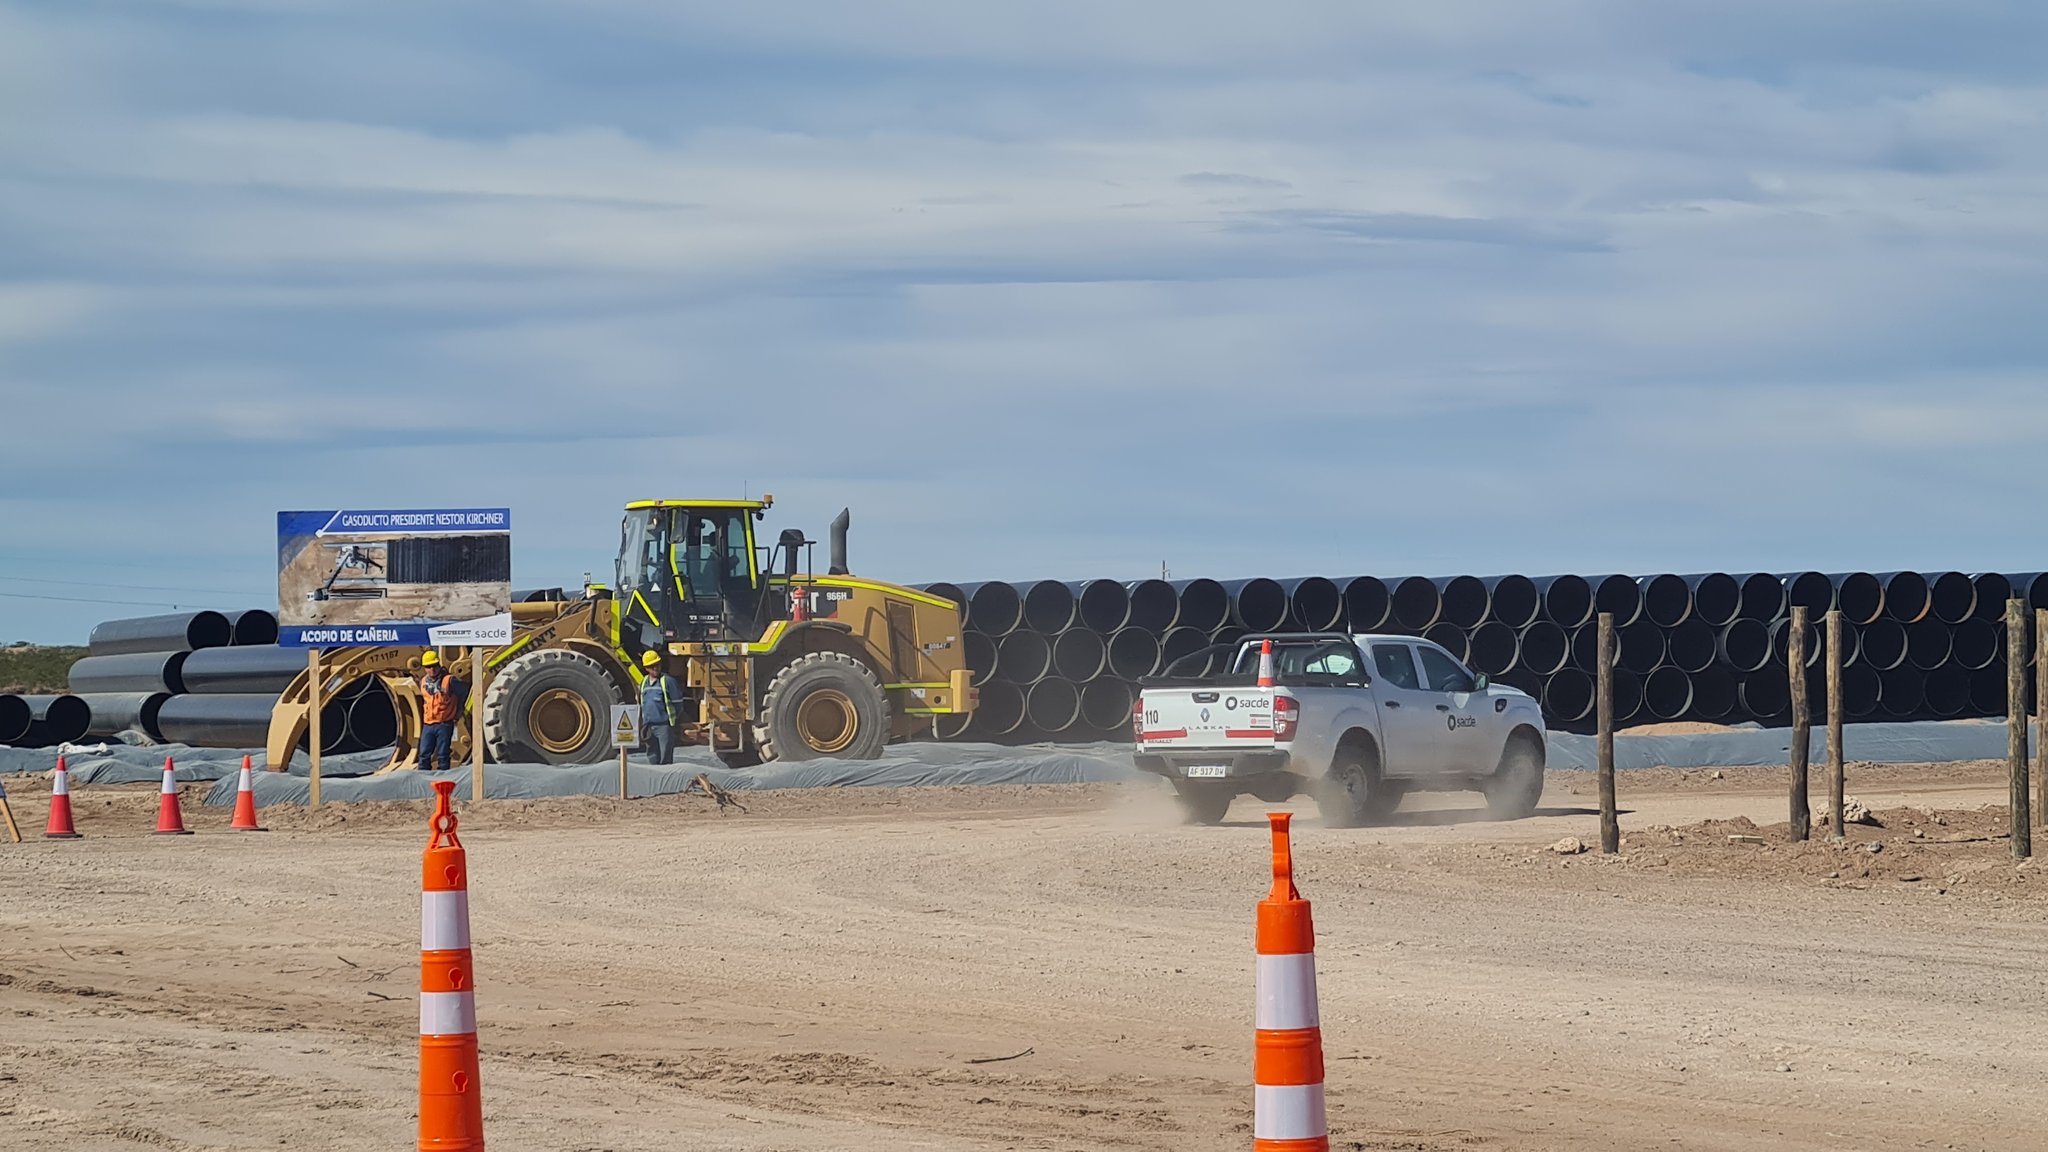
2;764;2044;1151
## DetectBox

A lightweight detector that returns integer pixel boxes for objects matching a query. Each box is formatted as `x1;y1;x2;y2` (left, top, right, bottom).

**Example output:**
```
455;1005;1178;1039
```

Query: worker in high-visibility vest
417;651;464;772
639;649;681;765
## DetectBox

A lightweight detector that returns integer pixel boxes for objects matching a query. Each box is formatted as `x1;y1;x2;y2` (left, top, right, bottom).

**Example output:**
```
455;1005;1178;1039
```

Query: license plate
1181;765;1228;779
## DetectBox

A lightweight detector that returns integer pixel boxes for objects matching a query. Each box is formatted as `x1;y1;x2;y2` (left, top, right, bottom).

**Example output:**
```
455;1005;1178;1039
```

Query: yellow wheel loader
262;498;976;770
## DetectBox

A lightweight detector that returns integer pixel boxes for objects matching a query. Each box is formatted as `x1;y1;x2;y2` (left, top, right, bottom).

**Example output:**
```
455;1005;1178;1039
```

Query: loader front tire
755;652;889;762
483;649;620;765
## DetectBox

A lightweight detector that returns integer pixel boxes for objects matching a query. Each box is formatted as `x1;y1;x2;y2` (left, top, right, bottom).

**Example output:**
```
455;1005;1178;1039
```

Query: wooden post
1826;609;1845;841
471;646;488;804
0;785;21;843
1596;612;1619;854
2037;609;2047;828
619;744;630;800
307;647;323;809
2008;599;2032;859
1788;605;1810;841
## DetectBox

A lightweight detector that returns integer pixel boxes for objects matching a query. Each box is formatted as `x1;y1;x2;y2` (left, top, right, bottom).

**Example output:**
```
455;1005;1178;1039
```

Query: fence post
1597;612;1618;855
1826;609;1845;841
1788;605;1810;840
2007;599;2032;860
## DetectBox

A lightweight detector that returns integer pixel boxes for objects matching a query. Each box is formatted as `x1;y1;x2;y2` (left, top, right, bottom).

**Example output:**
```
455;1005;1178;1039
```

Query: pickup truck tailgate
1138;688;1280;748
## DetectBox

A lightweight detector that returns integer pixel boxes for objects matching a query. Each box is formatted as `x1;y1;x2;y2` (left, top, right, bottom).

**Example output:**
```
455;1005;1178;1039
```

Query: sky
1;1;2044;643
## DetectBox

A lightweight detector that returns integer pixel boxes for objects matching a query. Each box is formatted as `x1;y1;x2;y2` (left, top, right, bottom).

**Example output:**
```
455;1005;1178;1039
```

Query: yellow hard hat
421;651;440;666
640;649;662;668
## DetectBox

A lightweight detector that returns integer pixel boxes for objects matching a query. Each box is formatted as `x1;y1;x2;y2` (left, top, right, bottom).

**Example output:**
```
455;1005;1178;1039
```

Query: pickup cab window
1232;641;1363;681
1418;646;1475;693
1372;644;1421;690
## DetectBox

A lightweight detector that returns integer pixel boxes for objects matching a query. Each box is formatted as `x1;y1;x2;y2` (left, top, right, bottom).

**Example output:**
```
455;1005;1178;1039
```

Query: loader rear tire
483;649;621;765
755;652;889;762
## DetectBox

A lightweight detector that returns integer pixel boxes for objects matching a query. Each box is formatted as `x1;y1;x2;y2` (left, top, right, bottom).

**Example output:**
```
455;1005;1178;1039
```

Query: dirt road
2;766;2042;1150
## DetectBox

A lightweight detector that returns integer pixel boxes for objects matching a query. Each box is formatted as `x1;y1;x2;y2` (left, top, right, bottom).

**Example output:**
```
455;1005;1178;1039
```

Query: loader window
676;511;754;599
618;510;661;593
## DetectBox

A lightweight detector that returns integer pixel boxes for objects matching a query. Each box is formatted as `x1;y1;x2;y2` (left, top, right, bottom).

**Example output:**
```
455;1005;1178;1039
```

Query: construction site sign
610;705;639;749
276;508;513;647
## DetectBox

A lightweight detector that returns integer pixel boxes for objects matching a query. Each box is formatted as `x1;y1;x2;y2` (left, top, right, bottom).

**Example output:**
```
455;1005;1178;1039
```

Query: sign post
278;508;513;795
610;705;639;800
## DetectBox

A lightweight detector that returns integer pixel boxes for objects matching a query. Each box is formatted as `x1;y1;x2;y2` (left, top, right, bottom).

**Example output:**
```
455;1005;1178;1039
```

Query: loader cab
616;499;772;660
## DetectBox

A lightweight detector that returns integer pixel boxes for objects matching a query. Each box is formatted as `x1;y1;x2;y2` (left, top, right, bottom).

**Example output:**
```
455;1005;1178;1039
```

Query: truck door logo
1446;714;1477;731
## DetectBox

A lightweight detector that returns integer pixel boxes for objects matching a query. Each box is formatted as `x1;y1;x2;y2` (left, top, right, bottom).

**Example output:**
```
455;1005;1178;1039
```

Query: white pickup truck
1132;632;1547;826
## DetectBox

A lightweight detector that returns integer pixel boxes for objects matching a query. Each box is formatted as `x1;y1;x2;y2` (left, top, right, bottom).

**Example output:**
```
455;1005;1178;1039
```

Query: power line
0;590;206;609
0;574;260;598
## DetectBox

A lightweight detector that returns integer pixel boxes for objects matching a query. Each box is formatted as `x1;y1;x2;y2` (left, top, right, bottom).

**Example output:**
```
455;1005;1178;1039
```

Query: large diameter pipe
970;681;1026;737
158;693;347;753
1638;574;1693;628
1123;580;1178;633
1857;619;1908;671
1971;665;2008;718
1970;573;2013;622
1516;622;1569;676
1158;627;1211;674
1067;580;1131;633
1079;680;1135;735
1923;667;1970;718
78;692;170;741
1106;628;1161;680
1342;577;1390;632
1536;575;1594;630
1020;581;1077;634
1906;620;1952;672
1610;670;1644;725
1391;577;1441;631
1719;619;1772;673
1590;575;1643;628
1423;622;1469;663
1480;575;1540;630
1738;573;1787;623
1541;669;1594;724
1772;618;1824;669
1224;578;1289;632
919;582;966;610
1052;629;1107;682
1282;577;1343;632
225;609;280;646
995;631;1052;685
959;582;1023;638
67;651;189;695
0;694;31;745
1170;579;1229;634
964;631;999;687
1843;665;1881;719
1738;669;1789;719
1467;621;1519;677
1952;618;2001;671
1877;572;1930;624
346;687;398;750
1879;667;1924;718
1925;572;1976;625
1642;667;1693;721
1569;624;1603;673
1617;620;1666;675
1829;572;1884;626
87;610;233;657
21;695;91;746
179;645;308;695
1432;576;1489;630
1683;573;1741;628
2013;573;2048;611
1025;677;1082;733
1665;619;1717;675
1781;572;1835;618
1690;667;1738;720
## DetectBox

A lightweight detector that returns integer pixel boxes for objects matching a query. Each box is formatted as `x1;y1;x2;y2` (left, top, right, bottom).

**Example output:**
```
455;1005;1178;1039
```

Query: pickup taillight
1132;696;1145;740
1272;696;1300;741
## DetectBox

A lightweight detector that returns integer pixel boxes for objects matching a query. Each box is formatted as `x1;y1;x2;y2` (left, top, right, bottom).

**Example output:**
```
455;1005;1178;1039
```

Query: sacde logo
1446;714;1478;731
1224;696;1237;711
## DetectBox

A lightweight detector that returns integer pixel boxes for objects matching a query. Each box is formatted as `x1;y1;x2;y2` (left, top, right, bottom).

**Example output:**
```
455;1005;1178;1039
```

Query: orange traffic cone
153;756;193;836
420;779;485;1151
45;755;83;839
1256;639;1277;688
1254;812;1328;1151
230;755;267;831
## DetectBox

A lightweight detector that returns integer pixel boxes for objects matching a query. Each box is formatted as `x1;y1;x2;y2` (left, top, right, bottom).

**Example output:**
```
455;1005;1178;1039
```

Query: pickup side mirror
1471;674;1490;691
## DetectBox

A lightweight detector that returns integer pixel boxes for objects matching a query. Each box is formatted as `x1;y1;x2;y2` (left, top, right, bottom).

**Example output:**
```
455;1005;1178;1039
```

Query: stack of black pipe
923;571;2048;741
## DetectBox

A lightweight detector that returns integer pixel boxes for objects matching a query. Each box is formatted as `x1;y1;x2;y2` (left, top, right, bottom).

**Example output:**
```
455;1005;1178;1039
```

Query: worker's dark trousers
644;721;675;765
419;722;455;772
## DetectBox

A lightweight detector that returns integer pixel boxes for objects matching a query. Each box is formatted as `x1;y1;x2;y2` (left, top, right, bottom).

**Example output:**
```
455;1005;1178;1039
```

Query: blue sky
1;1;2044;643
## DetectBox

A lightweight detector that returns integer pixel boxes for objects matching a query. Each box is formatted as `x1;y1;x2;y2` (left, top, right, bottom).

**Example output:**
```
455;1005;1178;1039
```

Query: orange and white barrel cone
230;755;267;831
420;779;485;1151
45;755;83;839
1256;639;1277;689
152;756;193;836
1254;812;1327;1151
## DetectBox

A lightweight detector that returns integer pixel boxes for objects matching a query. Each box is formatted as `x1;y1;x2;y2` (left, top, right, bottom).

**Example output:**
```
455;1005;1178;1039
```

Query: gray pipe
1170;579;1230;634
0;694;30;744
1664;619;1716;675
1020;580;1077;634
1535;575;1593;629
157;693;349;753
996;630;1051;685
1052;629;1107;683
1683;573;1741;628
1467;621;1519;677
1924;572;1976;625
1541;669;1593;724
1341;577;1391;632
68;650;189;695
1067;580;1131;633
88;611;233;657
1223;578;1289;632
1516;621;1569;676
20;695;92;746
1025;677;1082;733
225;609;280;646
1480;575;1540;629
1123;580;1179;633
959;582;1023;638
1642;667;1693;720
1433;576;1489;630
1281;577;1344;632
1106;628;1161;680
179;645;307;695
78;692;171;741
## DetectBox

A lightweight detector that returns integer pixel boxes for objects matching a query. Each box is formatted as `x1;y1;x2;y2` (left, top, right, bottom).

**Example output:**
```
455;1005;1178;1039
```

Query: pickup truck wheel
1364;780;1408;821
1172;782;1235;825
1484;734;1545;820
1317;743;1383;828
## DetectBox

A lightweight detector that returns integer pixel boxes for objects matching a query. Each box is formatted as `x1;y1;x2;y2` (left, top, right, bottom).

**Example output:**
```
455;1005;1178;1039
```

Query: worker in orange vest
417;651;464;772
